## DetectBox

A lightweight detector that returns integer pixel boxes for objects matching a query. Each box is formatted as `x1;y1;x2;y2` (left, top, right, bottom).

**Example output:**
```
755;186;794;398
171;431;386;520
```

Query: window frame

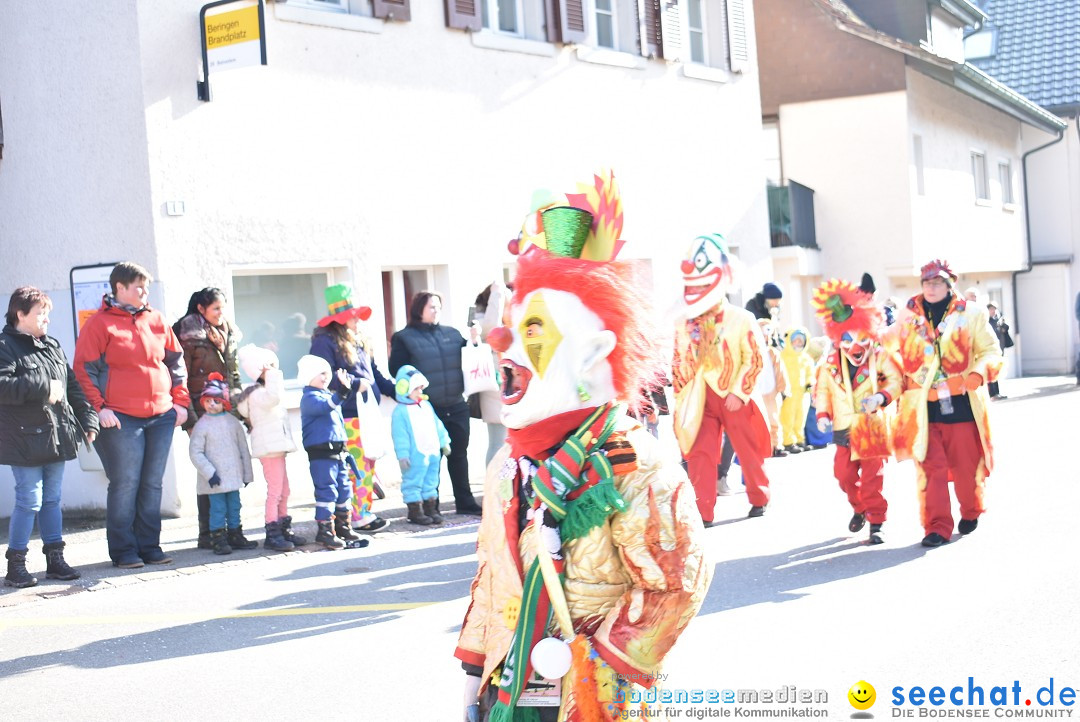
998;160;1014;206
913;134;925;196
970;150;990;203
483;0;526;37
592;0;617;50
685;0;708;65
381;265;435;345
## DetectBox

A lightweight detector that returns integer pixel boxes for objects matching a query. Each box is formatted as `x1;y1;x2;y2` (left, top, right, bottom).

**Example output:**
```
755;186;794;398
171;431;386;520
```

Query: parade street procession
2;1;1079;720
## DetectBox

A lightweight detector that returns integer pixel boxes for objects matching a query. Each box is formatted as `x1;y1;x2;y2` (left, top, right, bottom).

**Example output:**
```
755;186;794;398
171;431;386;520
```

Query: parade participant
811;280;903;545
779;326;813;453
188;374;257;555
236;344;306;551
893;260;1003;547
391;365;451;525
455;171;709;721
672;233;773;522
746;282;783;321
758;319;789;457
298;354;367;550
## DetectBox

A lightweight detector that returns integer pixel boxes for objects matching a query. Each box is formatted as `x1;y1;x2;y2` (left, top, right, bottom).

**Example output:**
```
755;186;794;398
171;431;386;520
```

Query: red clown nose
680;260;695;274
488;326;513;354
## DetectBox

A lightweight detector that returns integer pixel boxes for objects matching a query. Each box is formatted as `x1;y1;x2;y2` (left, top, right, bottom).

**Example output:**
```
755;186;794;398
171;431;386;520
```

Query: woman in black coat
0;287;99;587
389;291;482;515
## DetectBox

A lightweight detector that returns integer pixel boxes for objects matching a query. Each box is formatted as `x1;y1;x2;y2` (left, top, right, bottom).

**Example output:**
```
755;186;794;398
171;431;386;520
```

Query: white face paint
498;289;616;430
681;236;732;317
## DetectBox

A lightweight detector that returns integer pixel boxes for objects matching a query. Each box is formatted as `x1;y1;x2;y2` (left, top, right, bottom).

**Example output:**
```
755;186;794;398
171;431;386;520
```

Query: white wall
775;91;911;329
0;0;770;517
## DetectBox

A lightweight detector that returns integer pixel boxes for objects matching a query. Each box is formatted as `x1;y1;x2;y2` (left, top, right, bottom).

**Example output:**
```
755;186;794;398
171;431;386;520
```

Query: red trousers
833;446;886;524
917;421;986;540
686;387;771;520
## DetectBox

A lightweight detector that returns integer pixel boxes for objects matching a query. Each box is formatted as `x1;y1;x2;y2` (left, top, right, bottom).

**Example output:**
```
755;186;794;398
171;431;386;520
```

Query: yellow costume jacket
455;420;711;710
813;347;903;460
671;303;771;456
892;294;1003;468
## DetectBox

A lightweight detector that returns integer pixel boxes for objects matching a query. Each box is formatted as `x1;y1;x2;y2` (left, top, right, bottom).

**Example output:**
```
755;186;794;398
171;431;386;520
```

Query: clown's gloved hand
817;416;831;433
463;674;482;722
965;372;984;391
861;393;886;414
208;472;221;488
441;446;452;457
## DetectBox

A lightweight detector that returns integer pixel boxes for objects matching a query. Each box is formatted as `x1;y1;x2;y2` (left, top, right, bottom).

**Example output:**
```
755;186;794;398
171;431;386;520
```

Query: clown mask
839;331;874;366
492;289;616;430
680;234;733;318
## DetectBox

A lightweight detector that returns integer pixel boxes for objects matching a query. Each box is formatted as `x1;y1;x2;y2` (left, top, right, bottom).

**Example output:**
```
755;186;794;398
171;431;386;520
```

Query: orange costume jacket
455;420;711;712
813;347;903;460
671;303;771;456
892;295;1004;468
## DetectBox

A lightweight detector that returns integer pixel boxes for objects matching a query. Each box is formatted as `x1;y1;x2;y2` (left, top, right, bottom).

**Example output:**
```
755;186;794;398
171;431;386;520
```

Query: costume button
503;598;521;629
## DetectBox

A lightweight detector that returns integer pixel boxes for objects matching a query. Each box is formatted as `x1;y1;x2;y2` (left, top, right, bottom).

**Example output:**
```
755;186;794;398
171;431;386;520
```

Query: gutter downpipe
1012;124;1066;341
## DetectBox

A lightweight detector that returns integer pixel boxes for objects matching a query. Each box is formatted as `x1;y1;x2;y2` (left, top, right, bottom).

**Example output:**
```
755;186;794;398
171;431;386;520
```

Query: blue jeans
309;457;352;521
207;491;241;531
7;461;67;550
94;409;177;563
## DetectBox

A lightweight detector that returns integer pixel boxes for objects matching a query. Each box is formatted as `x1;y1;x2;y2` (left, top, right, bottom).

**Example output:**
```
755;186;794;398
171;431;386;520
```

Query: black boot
280;515;308;546
263;521;294;552
43;541;80;581
197;493;213;549
5;548;37;588
848;512;866;533
315;520;344;549
210;529;232;556
958;518;978;535
227;527;259;550
334;510;361;541
407;501;434;525
422;498;444;524
868;523;884;545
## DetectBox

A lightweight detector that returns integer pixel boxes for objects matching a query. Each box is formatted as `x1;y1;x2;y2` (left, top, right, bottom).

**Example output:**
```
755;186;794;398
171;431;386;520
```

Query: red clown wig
511;248;659;414
811;278;885;344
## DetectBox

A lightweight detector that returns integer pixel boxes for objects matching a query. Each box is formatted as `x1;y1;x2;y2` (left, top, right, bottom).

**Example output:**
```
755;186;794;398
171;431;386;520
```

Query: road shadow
698;537;930;615
995;382;1079;403
0;535;479;678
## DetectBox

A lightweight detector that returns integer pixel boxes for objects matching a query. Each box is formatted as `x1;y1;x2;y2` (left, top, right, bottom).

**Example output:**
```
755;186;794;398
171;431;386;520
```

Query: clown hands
860;393;886;414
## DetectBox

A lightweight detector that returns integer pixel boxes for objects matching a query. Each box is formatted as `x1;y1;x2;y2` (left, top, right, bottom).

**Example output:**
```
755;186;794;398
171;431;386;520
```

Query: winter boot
43;541;80;581
315;520;344;549
868;523;884;545
227;527;259;550
4;548;37;588
334;510;361;542
210;529;232;556
422;498;444;524
263;521;295;552
280;515;308;546
407;501;435;525
197;532;214;550
848;512;866;533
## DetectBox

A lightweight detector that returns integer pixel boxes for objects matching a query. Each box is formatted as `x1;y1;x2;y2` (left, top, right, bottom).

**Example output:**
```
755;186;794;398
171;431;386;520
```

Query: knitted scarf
491;404;628;722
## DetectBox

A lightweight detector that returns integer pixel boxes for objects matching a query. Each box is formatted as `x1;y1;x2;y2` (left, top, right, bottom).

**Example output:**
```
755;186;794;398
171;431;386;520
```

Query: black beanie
860;273;876;294
762;282;783;300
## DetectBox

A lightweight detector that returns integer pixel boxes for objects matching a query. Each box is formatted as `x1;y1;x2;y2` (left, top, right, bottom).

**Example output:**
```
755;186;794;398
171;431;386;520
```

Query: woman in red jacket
74;262;190;569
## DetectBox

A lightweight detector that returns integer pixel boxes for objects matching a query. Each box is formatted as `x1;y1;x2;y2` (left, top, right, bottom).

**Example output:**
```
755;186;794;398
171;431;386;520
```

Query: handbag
461;342;498;396
467;393;482;420
356;391;390;460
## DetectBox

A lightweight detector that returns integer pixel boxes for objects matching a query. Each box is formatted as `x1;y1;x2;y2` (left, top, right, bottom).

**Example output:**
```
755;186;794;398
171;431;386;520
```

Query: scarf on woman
492;403;635;722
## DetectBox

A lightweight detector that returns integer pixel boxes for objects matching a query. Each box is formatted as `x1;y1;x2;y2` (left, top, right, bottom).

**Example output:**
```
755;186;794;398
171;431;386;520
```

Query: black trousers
433;399;477;508
197;493;210;536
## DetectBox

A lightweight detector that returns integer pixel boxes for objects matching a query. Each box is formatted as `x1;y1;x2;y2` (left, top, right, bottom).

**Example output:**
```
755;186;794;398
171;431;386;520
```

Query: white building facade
0;0;771;516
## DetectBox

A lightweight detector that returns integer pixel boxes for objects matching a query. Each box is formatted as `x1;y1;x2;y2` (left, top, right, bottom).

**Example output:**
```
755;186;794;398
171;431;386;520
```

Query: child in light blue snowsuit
391;365;450;526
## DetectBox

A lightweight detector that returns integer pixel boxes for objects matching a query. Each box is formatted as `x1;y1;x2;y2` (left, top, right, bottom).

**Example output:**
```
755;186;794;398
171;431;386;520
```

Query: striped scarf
491;404;630;722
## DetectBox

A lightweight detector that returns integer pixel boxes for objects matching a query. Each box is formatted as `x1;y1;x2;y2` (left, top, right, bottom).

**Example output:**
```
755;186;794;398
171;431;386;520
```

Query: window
686;0;706;64
971;151;989;201
231;270;336;384
595;0;615;49
913;134;925;196
998;161;1013;205
381;267;433;353
964;28;997;60
482;0;524;36
285;0;375;18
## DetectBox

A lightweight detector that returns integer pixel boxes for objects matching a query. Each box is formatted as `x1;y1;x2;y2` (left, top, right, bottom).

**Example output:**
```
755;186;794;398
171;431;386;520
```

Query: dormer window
964;28;997;60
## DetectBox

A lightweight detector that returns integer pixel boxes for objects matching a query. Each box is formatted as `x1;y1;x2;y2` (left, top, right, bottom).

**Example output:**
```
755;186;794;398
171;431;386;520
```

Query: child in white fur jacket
237;345;305;551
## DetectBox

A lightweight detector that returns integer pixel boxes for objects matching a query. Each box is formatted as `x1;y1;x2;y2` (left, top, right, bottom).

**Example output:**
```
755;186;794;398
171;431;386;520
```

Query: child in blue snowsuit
391;365;450;526
298;354;367;550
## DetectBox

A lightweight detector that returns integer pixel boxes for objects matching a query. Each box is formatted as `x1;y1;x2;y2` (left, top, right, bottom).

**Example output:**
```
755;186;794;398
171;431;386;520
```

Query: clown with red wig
811;279;904;545
671;233;774;523
893;260;1003;548
454;171;710;721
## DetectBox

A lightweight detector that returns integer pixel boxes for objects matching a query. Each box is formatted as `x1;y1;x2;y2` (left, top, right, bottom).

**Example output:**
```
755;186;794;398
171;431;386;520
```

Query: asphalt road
1;377;1077;721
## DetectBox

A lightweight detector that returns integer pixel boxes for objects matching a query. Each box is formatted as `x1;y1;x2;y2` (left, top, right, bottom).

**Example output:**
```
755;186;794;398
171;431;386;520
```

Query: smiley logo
848;680;876;710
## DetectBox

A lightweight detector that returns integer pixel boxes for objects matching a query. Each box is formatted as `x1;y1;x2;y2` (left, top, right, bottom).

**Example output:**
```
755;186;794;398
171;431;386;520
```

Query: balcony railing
767;180;818;249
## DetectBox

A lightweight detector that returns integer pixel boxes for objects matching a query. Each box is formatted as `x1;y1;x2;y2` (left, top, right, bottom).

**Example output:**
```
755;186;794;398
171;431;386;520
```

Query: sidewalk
0;461;486;609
